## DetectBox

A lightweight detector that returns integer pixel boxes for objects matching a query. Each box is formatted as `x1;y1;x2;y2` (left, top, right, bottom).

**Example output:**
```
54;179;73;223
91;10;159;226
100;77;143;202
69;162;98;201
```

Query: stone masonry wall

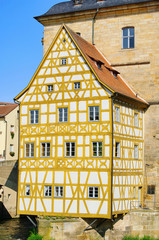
38;210;159;240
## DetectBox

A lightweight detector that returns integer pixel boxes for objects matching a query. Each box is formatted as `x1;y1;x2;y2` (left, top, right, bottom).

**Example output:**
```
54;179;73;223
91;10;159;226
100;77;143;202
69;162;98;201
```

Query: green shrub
123;236;140;240
123;236;159;240
27;228;43;240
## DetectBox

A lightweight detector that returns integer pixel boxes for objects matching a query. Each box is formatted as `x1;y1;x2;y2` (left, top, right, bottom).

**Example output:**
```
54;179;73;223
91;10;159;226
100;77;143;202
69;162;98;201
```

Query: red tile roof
66;25;148;108
0;102;18;117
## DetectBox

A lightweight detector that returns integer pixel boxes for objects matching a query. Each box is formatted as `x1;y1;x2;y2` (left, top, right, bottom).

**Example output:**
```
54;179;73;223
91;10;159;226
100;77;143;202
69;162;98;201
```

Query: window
47;85;53;92
65;142;75;157
88;187;99;199
10;125;14;132
25;185;30;196
89;106;99;121
17;110;19;119
122;27;134;49
44;185;52;197
30;110;39;124
134;113;138;127
10;144;14;152
63;38;66;43
76;32;81;36
74;82;80;89
115;106;120;122
147;185;155;195
58;108;68;122
25;143;34;157
115;142;120;158
92;142;103;157
54;186;63;198
134;145;138;159
41;143;50;157
61;58;67;65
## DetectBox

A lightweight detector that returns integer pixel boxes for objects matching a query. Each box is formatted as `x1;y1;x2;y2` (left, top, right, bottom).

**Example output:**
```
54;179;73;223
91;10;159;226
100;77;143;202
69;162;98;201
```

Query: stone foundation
38;210;159;240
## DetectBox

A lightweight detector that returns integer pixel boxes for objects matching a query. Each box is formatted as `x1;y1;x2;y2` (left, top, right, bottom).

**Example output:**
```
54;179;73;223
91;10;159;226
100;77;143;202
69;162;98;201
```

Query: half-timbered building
15;25;148;218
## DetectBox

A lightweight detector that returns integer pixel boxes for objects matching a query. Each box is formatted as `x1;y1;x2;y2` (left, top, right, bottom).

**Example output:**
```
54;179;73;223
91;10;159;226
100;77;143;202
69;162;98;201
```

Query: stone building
0;102;19;161
0;102;19;218
34;0;159;205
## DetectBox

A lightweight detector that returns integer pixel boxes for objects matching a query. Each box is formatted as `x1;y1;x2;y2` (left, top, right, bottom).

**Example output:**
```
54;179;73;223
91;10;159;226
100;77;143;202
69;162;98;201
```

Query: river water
0;218;34;240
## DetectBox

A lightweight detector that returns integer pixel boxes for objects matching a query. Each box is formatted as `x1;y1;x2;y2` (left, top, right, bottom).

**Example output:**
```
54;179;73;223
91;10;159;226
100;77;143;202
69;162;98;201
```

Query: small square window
115;142;120;158
61;58;67;65
47;85;53;92
44;185;52;197
74;82;80;89
54;186;63;197
88;187;99;198
25;185;30;197
147;185;155;195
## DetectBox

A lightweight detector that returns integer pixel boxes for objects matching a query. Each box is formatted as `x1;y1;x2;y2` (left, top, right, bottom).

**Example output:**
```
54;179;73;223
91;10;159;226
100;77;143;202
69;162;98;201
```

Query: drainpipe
92;9;99;45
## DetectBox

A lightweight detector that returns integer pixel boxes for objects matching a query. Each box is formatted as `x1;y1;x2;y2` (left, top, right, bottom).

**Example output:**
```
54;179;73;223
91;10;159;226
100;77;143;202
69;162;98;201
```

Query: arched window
122;27;135;49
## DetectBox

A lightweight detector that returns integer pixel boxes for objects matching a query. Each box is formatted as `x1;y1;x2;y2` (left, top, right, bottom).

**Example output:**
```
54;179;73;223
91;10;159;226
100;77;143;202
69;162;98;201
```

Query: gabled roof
66;25;148;108
0;102;18;117
35;0;156;19
14;24;148;108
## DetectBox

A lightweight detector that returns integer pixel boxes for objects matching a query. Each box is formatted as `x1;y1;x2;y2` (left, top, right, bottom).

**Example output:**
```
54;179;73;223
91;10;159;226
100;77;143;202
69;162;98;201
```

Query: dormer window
97;62;102;69
73;0;82;5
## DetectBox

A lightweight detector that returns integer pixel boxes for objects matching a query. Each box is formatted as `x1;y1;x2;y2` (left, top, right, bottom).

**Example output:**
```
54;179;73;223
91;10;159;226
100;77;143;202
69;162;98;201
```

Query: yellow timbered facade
15;25;148;218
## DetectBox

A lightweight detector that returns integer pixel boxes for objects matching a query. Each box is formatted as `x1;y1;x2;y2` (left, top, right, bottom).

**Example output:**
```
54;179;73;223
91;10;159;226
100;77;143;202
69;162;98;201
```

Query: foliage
123;236;159;240
10;131;14;139
10;151;15;157
27;228;43;240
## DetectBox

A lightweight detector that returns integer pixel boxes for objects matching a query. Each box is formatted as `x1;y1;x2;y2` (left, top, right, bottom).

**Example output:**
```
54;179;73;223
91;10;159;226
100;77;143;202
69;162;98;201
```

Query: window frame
122;27;135;49
89;106;99;122
115;142;120;158
58;107;68;123
92;141;103;157
61;58;67;65
25;185;30;197
115;106;120;123
10;144;14;152
134;112;139;127
88;186;99;199
41;142;51;157
47;85;53;92
74;82;80;90
65;142;76;157
44;185;52;197
134;144;138;159
54;186;63;198
29;110;39;124
25;143;34;158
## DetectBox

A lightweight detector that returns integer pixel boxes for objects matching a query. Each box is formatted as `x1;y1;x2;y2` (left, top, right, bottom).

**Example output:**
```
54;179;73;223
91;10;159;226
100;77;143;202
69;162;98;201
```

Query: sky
0;0;67;103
